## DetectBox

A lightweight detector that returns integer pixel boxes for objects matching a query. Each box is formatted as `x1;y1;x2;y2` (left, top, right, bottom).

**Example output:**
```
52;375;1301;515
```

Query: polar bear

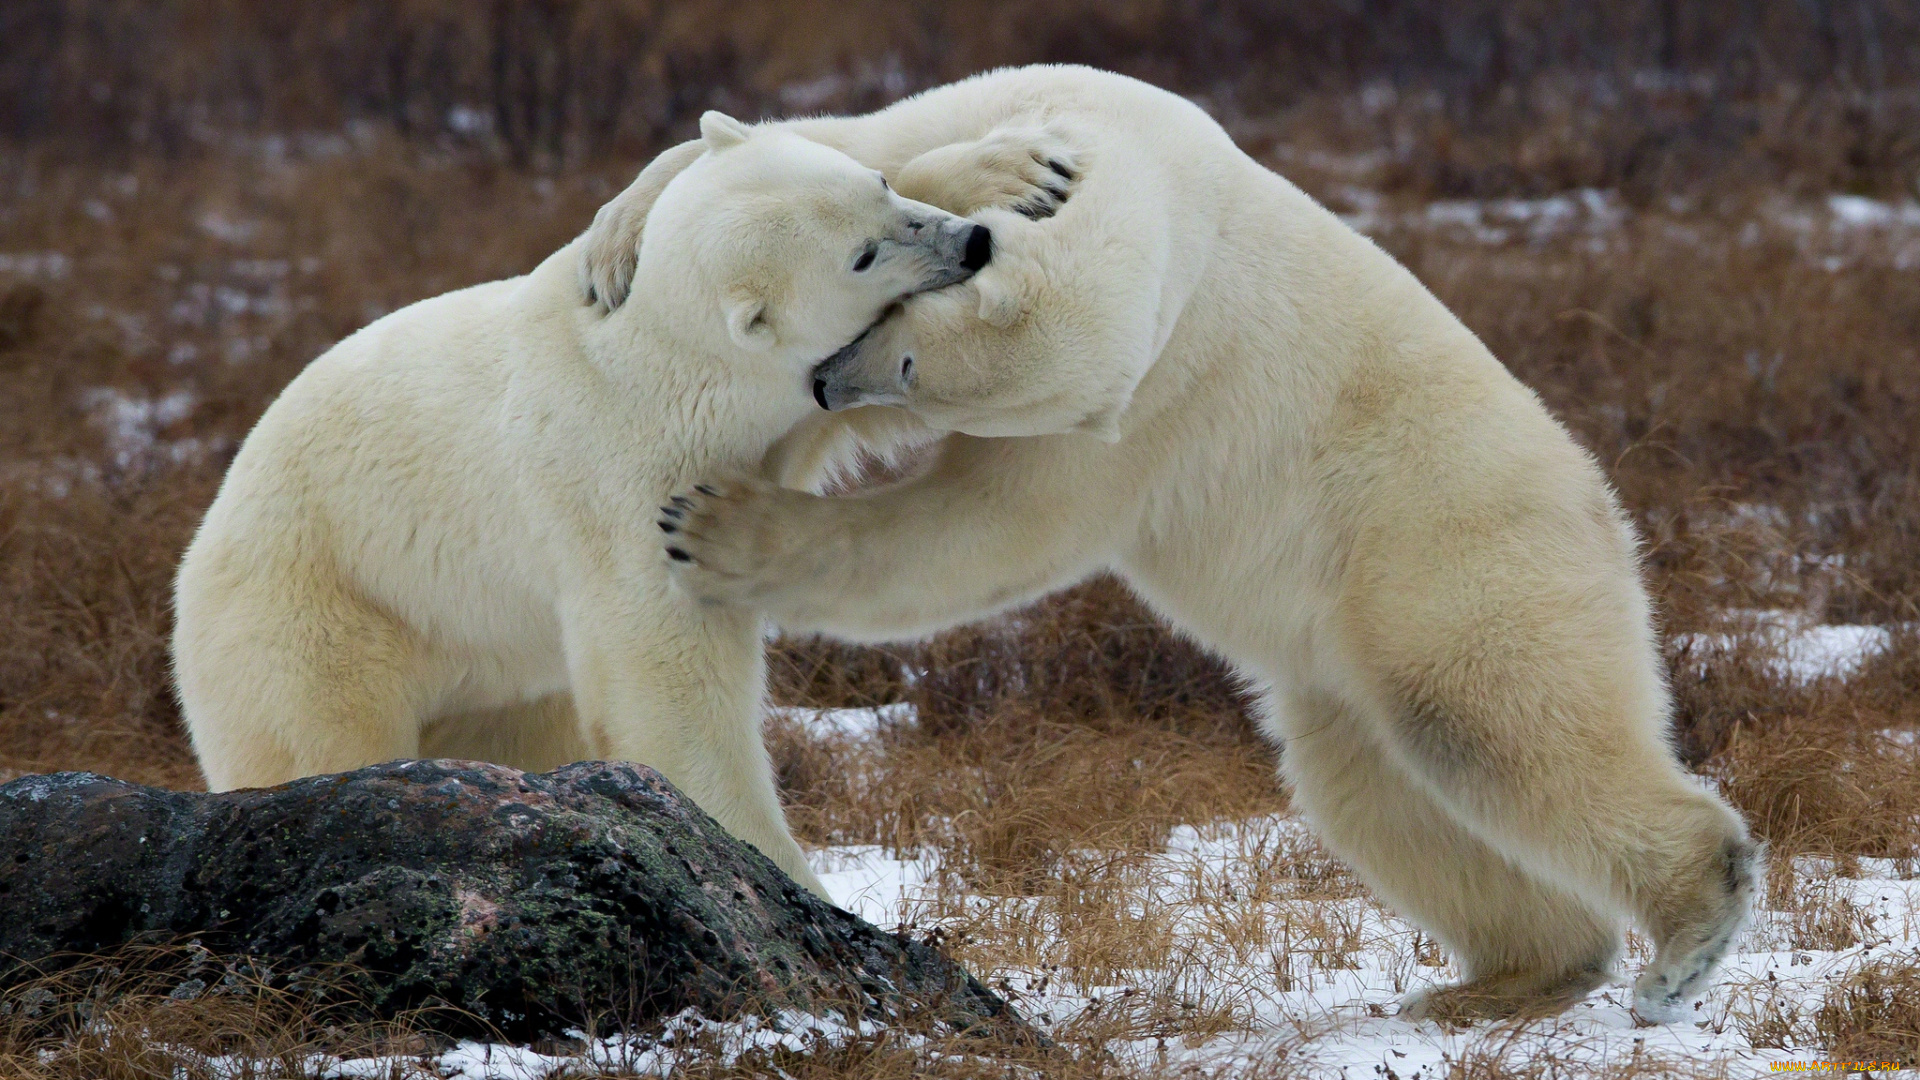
581;65;1760;1021
170;110;1065;899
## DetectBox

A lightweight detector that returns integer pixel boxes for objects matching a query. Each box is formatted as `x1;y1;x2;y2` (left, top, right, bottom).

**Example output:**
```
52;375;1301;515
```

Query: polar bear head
804;218;1144;443
634;112;992;369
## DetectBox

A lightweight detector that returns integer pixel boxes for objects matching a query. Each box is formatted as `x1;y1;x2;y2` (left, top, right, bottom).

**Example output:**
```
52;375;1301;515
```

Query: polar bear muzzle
907;219;992;293
811;317;904;411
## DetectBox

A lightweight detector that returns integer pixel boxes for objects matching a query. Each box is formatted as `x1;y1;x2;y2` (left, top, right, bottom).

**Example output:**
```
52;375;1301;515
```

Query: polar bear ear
700;111;751;151
725;293;776;352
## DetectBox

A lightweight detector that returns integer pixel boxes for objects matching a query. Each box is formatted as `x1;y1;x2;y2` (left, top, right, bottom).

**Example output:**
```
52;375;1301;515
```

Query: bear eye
852;245;877;273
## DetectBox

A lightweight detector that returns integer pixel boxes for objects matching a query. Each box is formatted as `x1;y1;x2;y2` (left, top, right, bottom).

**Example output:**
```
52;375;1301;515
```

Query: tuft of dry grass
0;946;458;1080
1728;951;1920;1066
1813;953;1920;1065
1716;719;1920;861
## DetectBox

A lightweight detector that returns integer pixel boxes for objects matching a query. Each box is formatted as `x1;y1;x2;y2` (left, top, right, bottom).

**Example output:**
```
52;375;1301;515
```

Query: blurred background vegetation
0;0;1915;830
4;0;1918;195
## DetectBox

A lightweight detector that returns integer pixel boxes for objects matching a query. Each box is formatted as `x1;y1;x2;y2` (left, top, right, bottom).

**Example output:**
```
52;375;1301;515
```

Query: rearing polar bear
582;65;1760;1022
170;111;1072;898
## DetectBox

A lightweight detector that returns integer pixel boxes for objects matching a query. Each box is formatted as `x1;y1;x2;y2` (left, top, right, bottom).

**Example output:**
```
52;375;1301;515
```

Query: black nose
961;224;992;271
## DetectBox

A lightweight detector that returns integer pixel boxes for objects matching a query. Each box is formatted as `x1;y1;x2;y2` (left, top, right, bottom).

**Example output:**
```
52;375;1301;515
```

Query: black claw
660;506;683;519
694;484;719;497
585;285;598;306
1047;158;1073;179
671;495;692;508
658;521;678;534
1013;204;1039;219
667;547;692;562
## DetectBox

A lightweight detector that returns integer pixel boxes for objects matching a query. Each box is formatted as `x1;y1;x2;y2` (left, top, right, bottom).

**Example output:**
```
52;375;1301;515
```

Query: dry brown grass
0;946;459;1080
1719;719;1920;862
3;3;1920;1074
1814;953;1920;1065
766;579;1283;889
1728;951;1920;1067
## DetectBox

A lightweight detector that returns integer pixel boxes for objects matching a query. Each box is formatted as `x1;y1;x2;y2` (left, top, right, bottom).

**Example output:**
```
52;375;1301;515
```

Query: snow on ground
769;702;917;742
1825;194;1920;230
0;250;71;278
813;819;1920;1077
1676;612;1904;683
1330;187;1920;269
376;1011;890;1080
81;387;212;471
196;1008;892;1080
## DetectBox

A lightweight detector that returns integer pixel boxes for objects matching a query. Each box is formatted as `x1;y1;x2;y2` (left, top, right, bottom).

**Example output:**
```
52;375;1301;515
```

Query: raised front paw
656;478;834;606
895;121;1082;220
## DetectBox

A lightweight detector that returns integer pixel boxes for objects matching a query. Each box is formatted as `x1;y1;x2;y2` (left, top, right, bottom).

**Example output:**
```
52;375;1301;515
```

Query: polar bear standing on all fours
170;110;1072;899
582;64;1762;1022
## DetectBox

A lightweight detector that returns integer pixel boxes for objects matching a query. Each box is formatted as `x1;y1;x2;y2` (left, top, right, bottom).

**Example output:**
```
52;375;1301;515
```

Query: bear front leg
657;477;852;610
891;120;1083;219
562;594;831;899
657;434;1133;642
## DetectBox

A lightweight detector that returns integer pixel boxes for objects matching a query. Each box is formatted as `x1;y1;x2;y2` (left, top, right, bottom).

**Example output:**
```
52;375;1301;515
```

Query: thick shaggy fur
172;112;1050;897
581;65;1761;1021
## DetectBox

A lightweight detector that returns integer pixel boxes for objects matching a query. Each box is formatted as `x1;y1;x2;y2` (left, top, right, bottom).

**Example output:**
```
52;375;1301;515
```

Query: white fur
583;65;1761;1020
172;113;1054;898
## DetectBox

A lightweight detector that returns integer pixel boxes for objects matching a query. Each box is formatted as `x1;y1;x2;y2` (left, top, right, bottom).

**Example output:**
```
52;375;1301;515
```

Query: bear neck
592;288;819;465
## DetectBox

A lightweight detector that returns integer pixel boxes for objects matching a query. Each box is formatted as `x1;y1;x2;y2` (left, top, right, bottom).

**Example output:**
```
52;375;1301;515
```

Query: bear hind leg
180;582;437;791
1275;690;1622;1021
1370;675;1760;1023
1630;832;1763;1021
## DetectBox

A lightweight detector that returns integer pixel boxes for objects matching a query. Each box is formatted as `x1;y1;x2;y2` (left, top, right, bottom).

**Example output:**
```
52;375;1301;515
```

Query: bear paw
894;120;1083;220
656;478;838;607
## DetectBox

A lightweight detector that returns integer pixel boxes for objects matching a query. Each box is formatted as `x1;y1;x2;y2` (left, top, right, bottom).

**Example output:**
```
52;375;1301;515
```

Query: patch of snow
812;844;939;927
227;258;291;280
168;281;289;324
414;1010;887;1080
197;212;259;245
1775;624;1896;681
777;56;911;113
0;251;71;279
780;74;850;112
1340;189;1625;245
82;387;214;471
1676;617;1899;683
446;105;492;135
769;702;915;742
1335;190;1920;271
1827;194;1920;229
